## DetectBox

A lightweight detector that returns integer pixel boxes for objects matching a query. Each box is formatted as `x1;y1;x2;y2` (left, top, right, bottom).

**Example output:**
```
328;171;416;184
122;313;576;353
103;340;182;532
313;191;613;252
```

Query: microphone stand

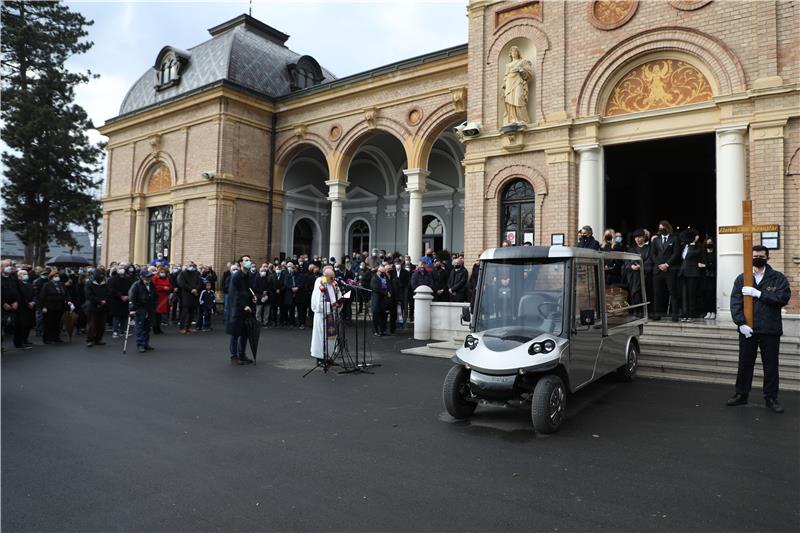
344;284;380;373
303;280;339;378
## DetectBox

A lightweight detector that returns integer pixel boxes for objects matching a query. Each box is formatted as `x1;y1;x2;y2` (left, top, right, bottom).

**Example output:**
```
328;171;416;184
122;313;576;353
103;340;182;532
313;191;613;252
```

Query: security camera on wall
201;171;216;180
453;121;482;142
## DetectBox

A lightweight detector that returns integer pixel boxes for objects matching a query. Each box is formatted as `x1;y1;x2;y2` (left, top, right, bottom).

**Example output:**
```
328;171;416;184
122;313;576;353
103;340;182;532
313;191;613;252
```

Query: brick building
100;1;799;314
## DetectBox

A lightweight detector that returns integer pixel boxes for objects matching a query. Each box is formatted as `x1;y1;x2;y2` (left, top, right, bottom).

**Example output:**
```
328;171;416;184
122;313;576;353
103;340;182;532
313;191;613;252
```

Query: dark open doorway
293;219;314;257
605;133;716;244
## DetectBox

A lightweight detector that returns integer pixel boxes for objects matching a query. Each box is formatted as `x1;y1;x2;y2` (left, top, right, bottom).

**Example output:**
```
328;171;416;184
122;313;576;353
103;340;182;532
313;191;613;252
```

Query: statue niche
501;45;534;127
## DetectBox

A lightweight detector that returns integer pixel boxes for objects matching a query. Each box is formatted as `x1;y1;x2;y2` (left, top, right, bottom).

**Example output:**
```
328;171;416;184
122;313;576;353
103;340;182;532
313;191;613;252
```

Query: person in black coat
2;263;21;348
14;270;36;349
678;228;703;321
370;265;392;336
225;263;255;365
169;265;182;324
577;225;601;250
625;229;653;315
650;220;682;322
128;269;157;353
700;238;717;319
109;265;135;337
271;265;285;326
283;264;301;327
600;228;624;286
177;262;202;333
727;245;791;413
447;257;469;303
39;271;71;344
294;267;311;329
84;269;110;347
431;259;449;302
254;267;272;326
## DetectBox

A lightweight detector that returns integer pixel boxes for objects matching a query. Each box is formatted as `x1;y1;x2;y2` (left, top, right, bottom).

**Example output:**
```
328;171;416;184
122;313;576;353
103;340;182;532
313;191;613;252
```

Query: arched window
422;215;444;253
500;179;535;246
350;220;370;254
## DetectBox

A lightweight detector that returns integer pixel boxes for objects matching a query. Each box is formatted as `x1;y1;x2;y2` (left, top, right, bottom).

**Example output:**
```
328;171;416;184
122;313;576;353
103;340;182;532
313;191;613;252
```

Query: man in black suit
650;220;682;322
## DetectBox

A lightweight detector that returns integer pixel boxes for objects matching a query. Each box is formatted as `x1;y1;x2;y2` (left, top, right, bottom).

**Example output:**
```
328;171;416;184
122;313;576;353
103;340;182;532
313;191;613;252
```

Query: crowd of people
1;221;723;357
0;247;479;356
574;221;718;322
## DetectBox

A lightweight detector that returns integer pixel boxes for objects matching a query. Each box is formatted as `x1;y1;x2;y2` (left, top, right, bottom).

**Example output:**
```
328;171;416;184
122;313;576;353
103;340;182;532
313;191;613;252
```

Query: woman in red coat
153;268;173;334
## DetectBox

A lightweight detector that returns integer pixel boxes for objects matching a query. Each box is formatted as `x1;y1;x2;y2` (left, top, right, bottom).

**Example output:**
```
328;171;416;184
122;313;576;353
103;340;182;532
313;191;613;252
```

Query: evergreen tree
1;0;104;265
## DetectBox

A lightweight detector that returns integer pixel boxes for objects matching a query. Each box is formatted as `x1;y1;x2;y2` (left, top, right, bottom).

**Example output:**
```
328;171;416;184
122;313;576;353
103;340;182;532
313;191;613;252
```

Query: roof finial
249;0;252;17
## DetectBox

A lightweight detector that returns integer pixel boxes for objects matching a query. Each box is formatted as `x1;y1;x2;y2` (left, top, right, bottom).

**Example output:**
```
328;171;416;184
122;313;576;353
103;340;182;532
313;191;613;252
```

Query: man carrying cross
727;245;791;413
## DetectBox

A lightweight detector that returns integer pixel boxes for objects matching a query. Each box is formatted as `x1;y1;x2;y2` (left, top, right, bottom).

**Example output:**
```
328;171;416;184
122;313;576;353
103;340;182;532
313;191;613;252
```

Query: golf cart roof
479;246;642;262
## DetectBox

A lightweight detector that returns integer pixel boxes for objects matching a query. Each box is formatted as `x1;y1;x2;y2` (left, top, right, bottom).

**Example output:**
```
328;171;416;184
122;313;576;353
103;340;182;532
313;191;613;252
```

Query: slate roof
2;230;97;262
118;14;337;117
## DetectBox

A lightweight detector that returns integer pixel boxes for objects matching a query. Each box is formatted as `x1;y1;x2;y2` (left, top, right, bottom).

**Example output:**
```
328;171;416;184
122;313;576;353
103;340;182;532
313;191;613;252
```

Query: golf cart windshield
475;260;566;341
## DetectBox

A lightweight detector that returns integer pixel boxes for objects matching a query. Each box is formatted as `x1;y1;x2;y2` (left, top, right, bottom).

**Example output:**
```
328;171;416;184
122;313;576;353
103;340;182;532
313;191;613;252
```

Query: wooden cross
718;200;780;326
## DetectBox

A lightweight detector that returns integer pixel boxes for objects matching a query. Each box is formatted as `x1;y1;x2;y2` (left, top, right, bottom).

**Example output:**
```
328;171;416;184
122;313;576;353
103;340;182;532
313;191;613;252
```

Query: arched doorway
500;179;535;246
349;219;370;254
422;214;444;252
293;219;314;257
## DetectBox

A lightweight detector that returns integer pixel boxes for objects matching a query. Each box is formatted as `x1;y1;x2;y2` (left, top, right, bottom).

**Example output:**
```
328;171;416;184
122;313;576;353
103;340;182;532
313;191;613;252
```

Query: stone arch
291;216;323;258
485;164;548;200
332;117;413;180
408;101;466;170
275;141;330;192
275;136;331;172
577;27;746;117
485;21;550;126
134;152;177;194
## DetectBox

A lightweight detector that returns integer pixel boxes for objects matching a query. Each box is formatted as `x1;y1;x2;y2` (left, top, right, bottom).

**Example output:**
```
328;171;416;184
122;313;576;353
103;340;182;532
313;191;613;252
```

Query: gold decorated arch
604;58;713;116
146;164;172;193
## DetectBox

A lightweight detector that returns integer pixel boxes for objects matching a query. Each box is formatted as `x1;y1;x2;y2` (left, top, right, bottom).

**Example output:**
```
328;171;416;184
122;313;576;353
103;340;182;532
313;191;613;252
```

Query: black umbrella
244;314;261;364
46;254;90;267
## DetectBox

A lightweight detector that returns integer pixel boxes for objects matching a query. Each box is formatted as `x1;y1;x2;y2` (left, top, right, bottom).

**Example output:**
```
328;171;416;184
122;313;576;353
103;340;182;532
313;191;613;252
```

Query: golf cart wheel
443;365;477;419
616;341;638;382
531;375;566;434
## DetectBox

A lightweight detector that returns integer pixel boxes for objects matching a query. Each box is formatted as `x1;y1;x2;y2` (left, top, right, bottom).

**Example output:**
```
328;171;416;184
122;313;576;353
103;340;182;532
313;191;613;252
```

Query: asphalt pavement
2;321;799;533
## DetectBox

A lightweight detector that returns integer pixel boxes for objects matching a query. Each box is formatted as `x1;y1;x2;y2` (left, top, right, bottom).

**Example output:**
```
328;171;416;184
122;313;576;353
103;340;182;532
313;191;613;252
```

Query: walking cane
122;313;132;354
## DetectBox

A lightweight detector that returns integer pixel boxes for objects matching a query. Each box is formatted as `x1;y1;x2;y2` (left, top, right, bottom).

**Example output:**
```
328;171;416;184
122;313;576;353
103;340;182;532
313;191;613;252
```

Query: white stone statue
502;46;534;126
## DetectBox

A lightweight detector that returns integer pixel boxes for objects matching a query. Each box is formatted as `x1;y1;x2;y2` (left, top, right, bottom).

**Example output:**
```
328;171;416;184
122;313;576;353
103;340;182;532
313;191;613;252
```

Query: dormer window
289;55;323;91
154;46;190;91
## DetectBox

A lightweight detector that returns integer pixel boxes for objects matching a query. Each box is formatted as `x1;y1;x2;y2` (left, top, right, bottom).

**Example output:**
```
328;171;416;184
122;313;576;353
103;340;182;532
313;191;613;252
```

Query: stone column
716;125;748;317
101;210;110;265
326;180;348;261
413;285;434;340
404;168;429;264
574;144;604;238
170;200;185;265
133;204;148;264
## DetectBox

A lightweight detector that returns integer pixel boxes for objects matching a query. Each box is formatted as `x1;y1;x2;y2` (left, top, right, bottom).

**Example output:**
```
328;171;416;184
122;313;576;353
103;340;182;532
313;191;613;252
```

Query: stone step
640;348;800;370
638;359;800;386
640;338;800;358
401;345;454;359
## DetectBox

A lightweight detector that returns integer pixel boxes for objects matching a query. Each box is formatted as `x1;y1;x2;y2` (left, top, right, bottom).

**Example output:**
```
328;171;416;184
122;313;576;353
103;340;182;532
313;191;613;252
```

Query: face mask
187;266;195;271
95;274;105;282
3;267;12;275
53;277;61;283
275;269;282;274
287;268;294;273
159;273;167;278
78;269;85;275
128;268;135;274
118;269;125;275
372;252;378;257
260;271;267;277
752;257;767;268
605;235;612;242
615;236;622;244
173;268;179;273
22;275;29;282
243;261;252;269
658;228;668;235
231;268;239;274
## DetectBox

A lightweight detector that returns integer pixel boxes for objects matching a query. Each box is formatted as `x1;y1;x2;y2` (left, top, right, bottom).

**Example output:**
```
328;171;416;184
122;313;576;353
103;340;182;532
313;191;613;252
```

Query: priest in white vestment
310;266;342;360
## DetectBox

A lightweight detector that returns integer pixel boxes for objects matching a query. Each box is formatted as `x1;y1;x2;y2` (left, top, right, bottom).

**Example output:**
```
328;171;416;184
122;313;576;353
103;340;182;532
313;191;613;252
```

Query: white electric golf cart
443;246;647;434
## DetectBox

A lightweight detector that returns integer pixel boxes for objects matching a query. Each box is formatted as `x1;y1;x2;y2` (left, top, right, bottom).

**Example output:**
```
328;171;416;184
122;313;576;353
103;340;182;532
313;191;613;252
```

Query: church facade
100;1;799;313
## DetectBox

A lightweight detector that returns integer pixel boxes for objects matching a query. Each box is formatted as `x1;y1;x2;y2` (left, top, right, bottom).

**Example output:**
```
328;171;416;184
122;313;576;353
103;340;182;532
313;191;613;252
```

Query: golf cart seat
518;294;550;329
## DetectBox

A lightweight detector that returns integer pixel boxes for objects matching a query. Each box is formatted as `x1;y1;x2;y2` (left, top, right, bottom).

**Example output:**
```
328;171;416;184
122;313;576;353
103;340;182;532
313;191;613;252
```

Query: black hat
680;228;699;243
630;228;645;238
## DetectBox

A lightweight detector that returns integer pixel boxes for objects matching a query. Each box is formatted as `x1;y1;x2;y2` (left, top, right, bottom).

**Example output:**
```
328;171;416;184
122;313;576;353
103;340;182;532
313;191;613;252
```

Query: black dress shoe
727;393;748;406
239;355;254;365
144;346;155;351
765;398;784;413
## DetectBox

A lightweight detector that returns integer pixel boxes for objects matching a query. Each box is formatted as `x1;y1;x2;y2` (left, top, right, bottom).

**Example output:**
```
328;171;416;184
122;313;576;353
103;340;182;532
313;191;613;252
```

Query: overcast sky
66;0;468;143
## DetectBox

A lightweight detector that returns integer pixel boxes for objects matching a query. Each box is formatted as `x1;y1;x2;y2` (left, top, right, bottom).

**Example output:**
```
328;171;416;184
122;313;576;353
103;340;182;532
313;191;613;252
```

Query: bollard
413;285;434;340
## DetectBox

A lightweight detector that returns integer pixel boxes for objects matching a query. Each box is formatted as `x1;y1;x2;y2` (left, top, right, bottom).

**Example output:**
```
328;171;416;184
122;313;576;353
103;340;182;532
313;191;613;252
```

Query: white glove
741;287;761;298
738;324;753;338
